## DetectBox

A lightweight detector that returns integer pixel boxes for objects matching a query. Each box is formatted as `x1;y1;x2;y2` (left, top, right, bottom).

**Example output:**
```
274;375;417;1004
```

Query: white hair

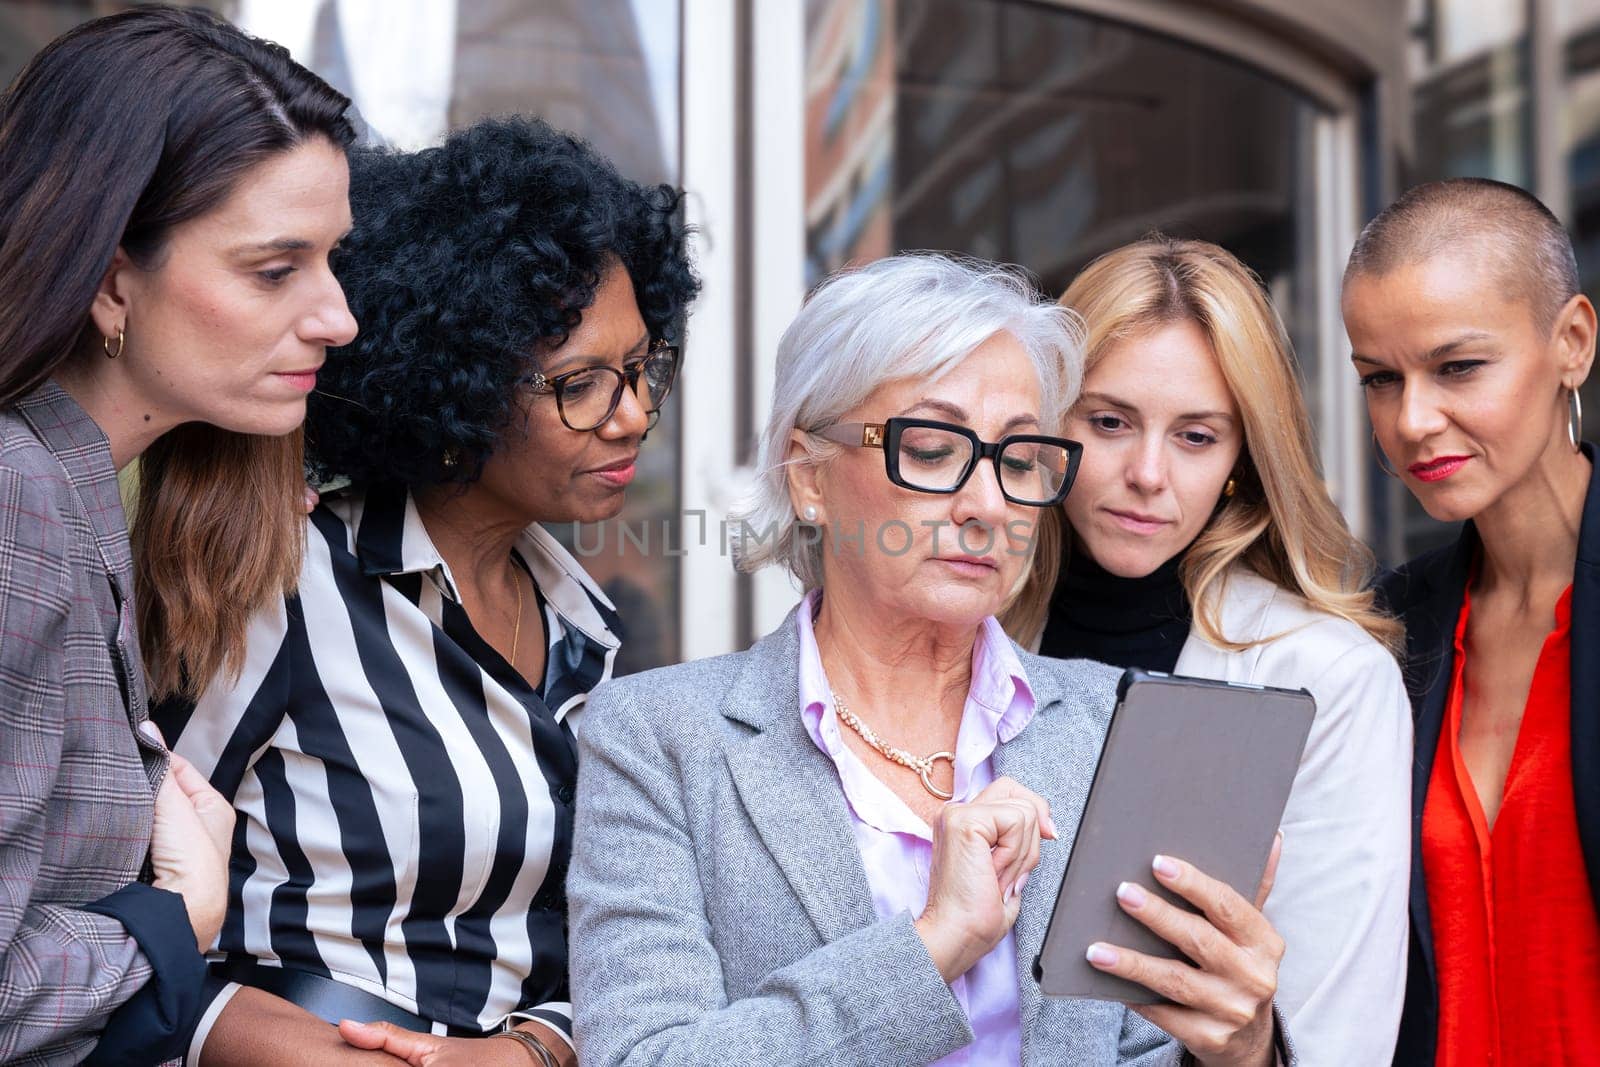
730;252;1085;588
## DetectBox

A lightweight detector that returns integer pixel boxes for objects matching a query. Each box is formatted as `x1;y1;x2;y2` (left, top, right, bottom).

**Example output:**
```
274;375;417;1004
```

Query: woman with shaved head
1344;177;1600;1066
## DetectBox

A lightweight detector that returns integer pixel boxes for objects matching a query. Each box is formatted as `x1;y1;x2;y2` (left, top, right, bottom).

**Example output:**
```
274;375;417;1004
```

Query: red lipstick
1407;455;1471;483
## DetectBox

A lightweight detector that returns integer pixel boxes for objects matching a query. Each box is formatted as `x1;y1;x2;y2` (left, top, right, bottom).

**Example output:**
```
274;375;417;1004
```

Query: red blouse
1422;583;1600;1065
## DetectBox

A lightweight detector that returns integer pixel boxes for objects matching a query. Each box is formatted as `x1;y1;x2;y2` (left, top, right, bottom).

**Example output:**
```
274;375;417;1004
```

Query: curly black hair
307;116;699;488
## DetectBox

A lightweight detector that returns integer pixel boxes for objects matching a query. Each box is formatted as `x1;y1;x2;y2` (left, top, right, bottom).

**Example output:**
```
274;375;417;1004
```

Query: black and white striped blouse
156;484;620;1058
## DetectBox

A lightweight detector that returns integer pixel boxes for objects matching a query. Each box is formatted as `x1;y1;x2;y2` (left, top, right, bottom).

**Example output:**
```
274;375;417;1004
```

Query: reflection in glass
887;1;1316;327
806;0;896;283
1409;0;1529;186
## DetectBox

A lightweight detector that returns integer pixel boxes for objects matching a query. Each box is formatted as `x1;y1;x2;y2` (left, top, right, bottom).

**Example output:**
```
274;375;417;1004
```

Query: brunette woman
1345;178;1600;1067
0;7;356;1064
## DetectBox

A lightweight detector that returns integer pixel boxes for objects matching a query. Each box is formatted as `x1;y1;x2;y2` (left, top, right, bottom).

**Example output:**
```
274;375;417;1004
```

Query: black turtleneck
1036;545;1193;674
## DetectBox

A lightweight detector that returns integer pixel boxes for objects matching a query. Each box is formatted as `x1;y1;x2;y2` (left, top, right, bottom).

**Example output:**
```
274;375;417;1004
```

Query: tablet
1033;669;1314;1003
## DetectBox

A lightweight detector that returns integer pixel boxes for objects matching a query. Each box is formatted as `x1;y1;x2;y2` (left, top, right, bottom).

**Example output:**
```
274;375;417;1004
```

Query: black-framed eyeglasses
525;340;681;432
811;417;1083;507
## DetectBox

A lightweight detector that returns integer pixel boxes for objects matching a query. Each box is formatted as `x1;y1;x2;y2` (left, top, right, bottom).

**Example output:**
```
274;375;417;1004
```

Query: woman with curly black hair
154;116;698;1067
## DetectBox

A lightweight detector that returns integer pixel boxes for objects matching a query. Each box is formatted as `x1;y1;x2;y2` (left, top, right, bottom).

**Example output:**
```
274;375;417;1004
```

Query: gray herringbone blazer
568;610;1188;1066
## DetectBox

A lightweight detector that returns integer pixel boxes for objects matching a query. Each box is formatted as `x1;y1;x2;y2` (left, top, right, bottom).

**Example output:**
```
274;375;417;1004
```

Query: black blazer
1378;442;1600;1066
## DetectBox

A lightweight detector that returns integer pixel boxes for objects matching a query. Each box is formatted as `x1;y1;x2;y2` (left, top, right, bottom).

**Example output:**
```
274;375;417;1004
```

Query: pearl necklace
830;689;955;800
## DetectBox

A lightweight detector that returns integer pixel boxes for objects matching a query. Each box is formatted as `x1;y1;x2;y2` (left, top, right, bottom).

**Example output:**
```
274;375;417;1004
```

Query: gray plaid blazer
570;610;1288;1066
0;383;182;1065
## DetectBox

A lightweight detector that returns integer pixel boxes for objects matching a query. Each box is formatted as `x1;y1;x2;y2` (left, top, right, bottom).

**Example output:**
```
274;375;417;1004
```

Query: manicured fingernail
1086;943;1119;967
1044;813;1059;837
1153;855;1180;879
1005;880;1017;901
1017;872;1030;895
1116;881;1147;908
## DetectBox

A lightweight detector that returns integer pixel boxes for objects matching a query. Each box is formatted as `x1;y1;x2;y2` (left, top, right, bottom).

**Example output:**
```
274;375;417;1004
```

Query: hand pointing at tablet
914;776;1057;983
1087;832;1286;1067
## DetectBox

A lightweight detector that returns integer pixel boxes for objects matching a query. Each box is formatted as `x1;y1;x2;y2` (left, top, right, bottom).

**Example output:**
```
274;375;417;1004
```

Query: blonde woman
1005;238;1410;1065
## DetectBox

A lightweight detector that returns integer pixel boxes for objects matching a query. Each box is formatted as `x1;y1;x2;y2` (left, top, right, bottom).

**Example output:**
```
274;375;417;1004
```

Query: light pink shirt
796;590;1037;1066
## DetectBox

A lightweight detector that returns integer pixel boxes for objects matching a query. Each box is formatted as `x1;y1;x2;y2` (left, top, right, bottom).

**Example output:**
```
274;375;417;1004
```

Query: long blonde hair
1004;237;1400;653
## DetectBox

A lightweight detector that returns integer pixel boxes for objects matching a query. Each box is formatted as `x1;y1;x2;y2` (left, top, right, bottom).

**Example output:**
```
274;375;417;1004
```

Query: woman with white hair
567;254;1294;1066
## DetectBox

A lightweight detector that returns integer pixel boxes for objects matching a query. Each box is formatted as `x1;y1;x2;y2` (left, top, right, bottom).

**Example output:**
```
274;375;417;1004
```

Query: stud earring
802;505;818;522
1222;478;1237;498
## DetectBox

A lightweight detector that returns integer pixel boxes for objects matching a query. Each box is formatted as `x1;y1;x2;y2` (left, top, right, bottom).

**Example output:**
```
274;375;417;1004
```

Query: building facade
2;0;1593;667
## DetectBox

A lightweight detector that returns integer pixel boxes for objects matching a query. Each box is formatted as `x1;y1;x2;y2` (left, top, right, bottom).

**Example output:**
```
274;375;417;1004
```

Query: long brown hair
0;6;354;698
134;430;307;698
1004;237;1401;653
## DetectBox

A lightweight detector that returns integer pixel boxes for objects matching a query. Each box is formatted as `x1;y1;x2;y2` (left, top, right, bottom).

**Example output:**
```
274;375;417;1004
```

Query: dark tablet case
1034;669;1315;1003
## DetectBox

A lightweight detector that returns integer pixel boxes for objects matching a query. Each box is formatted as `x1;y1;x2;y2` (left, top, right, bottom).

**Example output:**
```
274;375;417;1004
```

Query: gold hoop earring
1570;388;1584;452
103;328;125;360
1222;477;1237;499
1372;431;1398;478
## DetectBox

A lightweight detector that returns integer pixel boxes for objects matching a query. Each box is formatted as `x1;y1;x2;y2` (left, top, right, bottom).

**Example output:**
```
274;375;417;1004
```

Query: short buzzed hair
1345;178;1580;335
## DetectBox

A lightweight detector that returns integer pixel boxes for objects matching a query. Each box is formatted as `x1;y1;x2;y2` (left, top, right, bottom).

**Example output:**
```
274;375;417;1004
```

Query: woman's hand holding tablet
1088;837;1285;1067
1035;670;1311;1066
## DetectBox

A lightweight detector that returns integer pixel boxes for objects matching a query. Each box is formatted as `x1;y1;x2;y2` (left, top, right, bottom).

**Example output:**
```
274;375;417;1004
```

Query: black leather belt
214;955;488;1037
